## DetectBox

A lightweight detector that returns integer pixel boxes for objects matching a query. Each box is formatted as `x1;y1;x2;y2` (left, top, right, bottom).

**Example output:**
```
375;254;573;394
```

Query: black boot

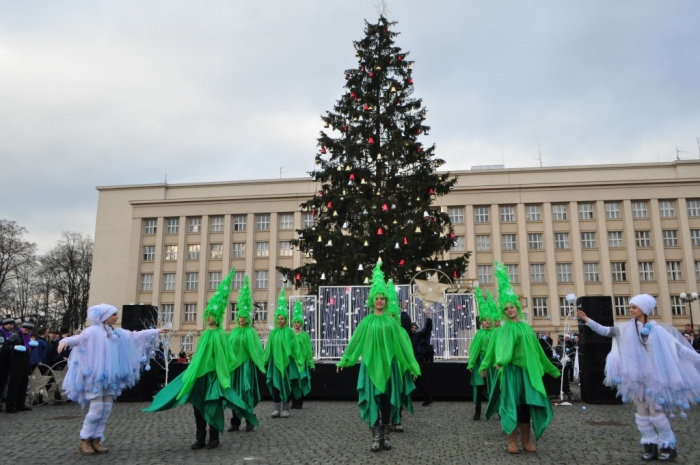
290;398;298;409
191;429;206;449
370;425;382;452
641;443;657;461
297;398;304;409
228;415;241;432
473;401;482;421
206;428;220;449
382;424;392;450
657;446;677;462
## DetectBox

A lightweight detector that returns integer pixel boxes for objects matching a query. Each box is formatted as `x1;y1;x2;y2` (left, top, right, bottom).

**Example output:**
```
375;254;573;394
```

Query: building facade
90;160;700;350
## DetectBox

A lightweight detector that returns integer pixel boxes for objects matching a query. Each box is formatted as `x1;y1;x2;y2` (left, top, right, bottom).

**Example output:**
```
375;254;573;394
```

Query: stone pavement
2;394;700;465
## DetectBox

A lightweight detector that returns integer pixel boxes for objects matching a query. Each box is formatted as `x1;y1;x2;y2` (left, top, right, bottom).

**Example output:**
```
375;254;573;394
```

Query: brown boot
91;438;109;454
519;423;537;453
78;439;95;456
507;429;519;454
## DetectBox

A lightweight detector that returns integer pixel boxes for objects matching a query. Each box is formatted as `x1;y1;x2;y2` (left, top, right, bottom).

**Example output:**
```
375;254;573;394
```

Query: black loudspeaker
579;371;621;404
121;305;158;331
577;296;614;346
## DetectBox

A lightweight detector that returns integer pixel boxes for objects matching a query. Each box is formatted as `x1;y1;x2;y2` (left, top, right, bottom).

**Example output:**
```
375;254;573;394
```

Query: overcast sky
2;1;699;252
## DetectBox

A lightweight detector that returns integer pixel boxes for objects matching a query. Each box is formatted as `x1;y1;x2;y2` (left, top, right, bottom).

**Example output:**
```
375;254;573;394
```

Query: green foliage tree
278;15;470;293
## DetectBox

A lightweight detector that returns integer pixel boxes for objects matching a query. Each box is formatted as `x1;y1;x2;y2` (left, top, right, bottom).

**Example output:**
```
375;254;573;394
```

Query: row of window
447;199;700;224
143;241;295;261
466;229;699;252
159;303;268;328
141;270;293;292
531;295;687;318
143;213;319;235
475;260;700;285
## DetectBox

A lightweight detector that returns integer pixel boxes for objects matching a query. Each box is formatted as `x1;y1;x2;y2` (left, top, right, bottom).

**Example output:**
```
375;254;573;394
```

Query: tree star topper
411;273;450;308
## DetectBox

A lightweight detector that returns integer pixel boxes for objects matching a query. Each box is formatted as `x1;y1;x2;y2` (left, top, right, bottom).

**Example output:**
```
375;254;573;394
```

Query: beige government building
89;160;700;352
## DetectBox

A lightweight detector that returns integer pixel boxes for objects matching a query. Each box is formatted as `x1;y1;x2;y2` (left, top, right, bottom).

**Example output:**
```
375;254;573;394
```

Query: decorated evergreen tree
278;14;470;293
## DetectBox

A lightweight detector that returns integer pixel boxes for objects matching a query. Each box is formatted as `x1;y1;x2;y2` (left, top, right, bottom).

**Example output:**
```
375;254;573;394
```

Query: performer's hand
495;365;500;370
576;310;588;322
58;342;66;353
159;328;170;334
336;366;343;373
480;370;487;378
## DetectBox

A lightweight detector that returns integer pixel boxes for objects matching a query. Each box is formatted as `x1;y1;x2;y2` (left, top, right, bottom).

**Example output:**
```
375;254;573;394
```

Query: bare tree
2;260;41;322
42;232;93;330
0;219;37;299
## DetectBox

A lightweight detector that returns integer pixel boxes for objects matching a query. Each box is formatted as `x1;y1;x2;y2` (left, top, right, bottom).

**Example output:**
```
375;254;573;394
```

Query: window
232;271;245;289
528;233;543;250
584;263;599;282
477;265;493;284
161;304;174;321
687;199;700;217
166;218;179;234
581;232;596;249
256;242;270;258
451;236;465;252
632;201;648;218
554;232;569;249
506;264;519;283
187;244;200;260
614;296;630;316
474;206;490;223
230;303;239;321
210;216;224;232
526;204;541;221
140;274;153;291
696;261;700;280
255;271;268;289
209;272;222;289
552;204;568;221
233;215;247;231
557;263;572;283
256;214;270;230
144;219;157;235
163;273;176;291
184;304;196;322
448;207;464;224
662;230;678;247
635;230;651;247
666;261;683;281
671;296;685;316
164;245;177;261
230;243;245;259
185;272;199;291
255;302;268;322
275;272;290;289
279;213;294;230
605;202;621;219
476;235;491;251
559;296;575;317
188;217;202;233
578;203;594;220
638;262;654;281
659;200;675;217
181;334;193;351
143;246;155;261
530;264;546;283
501;234;517;251
608;231;623;248
611;262;627;282
533;297;548;317
500;205;515;222
280;241;293;257
690;229;700;246
302;213;314;228
210;243;223;259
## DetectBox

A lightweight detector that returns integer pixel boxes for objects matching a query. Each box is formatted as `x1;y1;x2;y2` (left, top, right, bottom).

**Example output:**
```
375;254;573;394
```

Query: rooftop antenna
696;137;700;158
676;146;688;161
279;166;288;178
164;173;168;184
533;139;547;167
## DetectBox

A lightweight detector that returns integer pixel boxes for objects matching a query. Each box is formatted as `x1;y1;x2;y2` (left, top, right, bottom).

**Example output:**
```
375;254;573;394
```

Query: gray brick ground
2;389;700;464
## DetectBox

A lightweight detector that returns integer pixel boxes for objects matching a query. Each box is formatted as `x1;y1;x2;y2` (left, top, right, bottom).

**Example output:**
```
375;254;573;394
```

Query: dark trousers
6;352;30;409
0;350;12;399
272;388;281;403
375;393;391;426
517;404;531;424
194;406;219;442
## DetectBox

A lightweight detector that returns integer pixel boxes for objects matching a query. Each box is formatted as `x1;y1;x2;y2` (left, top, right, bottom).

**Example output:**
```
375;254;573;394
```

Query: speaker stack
121;304;159;331
577;296;621;404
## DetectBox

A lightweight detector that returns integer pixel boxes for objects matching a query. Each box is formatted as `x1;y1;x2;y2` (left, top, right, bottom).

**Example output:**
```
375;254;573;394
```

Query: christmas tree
278;14;470;293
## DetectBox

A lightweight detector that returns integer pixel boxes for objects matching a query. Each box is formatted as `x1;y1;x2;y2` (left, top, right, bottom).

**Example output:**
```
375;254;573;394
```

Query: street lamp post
680;292;699;330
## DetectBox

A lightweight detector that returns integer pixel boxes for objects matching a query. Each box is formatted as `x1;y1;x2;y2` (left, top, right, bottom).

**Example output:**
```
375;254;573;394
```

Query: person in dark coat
4;319;36;413
49;328;68;370
0;315;17;412
29;330;51;373
408;310;434;406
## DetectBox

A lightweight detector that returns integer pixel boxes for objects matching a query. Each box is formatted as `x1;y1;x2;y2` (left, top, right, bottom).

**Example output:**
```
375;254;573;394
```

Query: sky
1;1;699;252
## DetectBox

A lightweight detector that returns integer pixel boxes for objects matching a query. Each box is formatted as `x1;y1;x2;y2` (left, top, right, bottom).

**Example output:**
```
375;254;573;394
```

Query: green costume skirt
143;371;258;432
357;359;416;428
231;359;261;417
295;362;312;399
470;355;498;404
484;363;553;439
265;356;302;403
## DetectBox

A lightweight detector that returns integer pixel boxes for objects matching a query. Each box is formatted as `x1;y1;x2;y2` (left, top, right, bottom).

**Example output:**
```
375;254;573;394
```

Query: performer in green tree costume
263;289;304;419
143;269;257;450
467;288;499;421
336;262;420;453
291;300;314;409
479;262;560;454
227;275;266;432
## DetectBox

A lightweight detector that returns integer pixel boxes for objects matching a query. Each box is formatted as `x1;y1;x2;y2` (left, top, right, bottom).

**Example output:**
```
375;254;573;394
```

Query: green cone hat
236;275;253;324
274;288;289;321
292;300;304;324
366;261;388;309
495;261;523;317
204;268;234;327
386;278;400;321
